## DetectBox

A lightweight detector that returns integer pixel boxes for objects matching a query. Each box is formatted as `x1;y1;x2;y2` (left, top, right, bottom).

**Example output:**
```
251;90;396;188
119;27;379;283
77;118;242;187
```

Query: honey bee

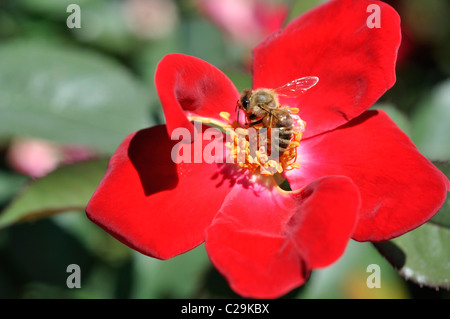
236;76;319;155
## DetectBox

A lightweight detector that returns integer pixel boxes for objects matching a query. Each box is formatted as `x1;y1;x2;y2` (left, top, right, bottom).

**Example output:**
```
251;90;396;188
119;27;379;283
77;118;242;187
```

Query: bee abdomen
271;127;293;155
278;127;293;139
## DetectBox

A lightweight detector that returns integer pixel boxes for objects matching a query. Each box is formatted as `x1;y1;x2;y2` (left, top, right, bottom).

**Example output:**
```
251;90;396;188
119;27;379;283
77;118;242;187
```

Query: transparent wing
274;76;319;98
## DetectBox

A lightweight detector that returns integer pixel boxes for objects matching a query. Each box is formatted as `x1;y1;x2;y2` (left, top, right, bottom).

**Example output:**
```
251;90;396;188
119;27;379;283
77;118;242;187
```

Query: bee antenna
235;100;241;126
236;107;240;126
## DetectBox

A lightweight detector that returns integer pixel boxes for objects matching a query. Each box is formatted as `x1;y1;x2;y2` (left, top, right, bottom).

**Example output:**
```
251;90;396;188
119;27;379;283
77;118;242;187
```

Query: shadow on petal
128;127;179;196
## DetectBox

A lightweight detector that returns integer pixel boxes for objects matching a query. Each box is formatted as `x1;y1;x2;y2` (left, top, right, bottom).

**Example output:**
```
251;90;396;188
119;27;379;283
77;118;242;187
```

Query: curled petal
252;0;401;138
286;110;449;241
155;53;240;138
86;125;236;260
290;176;361;269
205;175;359;298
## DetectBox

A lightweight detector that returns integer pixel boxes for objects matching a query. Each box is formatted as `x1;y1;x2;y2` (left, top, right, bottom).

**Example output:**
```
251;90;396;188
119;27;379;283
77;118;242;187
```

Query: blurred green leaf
0;159;108;229
180;18;226;67
52;211;131;264
131;245;211;298
0;40;153;153
0;9;66;41
0;170;28;206
297;241;409;299
411;80;450;161
16;0;105;19
70;1;140;54
1;218;96;291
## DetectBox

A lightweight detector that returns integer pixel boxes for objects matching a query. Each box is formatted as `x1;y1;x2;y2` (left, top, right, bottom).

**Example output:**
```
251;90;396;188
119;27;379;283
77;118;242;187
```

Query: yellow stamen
219;112;231;123
218;111;304;176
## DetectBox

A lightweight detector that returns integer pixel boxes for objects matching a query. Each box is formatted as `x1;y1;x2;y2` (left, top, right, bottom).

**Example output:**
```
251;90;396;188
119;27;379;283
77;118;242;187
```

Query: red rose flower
86;0;449;298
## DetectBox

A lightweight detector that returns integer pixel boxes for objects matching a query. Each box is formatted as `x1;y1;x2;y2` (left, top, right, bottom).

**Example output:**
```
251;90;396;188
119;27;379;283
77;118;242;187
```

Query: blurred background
0;0;448;299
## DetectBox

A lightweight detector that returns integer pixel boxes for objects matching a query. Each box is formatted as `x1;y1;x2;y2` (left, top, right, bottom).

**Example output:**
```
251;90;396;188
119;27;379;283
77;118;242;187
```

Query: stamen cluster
219;111;304;175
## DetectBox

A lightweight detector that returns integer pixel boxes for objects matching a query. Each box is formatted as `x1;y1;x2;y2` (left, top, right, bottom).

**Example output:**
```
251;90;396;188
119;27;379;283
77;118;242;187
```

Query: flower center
219;110;305;176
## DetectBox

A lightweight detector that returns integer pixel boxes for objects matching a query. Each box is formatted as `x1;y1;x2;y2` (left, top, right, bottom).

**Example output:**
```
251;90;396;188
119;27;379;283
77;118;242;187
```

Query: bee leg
249;118;263;127
247;113;262;127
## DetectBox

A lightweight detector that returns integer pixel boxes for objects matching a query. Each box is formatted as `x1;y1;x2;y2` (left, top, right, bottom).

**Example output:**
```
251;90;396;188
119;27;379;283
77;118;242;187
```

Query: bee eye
242;96;250;110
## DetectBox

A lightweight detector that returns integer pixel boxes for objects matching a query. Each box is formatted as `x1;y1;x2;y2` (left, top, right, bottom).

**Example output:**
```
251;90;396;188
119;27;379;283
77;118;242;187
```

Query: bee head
239;89;252;111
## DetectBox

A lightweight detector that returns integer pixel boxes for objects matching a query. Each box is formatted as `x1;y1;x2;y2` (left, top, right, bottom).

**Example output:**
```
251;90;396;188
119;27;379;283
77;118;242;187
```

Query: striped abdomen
262;109;293;156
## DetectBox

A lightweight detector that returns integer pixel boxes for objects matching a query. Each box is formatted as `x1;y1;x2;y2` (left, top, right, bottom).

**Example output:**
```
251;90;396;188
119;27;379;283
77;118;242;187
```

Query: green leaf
0;159;108;229
0;170;28;206
411;80;450;161
17;0;105;18
52;211;131;264
70;1;141;54
375;223;450;289
375;161;450;289
297;241;409;299
180;18;227;68
0;40;153;153
430;161;450;228
131;245;211;298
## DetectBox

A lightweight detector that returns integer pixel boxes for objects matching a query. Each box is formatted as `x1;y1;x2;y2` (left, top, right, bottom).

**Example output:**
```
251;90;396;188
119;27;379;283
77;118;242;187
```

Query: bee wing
274;76;319;98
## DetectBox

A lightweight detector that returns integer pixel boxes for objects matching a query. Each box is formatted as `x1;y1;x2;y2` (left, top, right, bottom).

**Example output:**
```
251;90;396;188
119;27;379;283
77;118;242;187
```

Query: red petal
292;176;361;269
286;110;449;242
86;125;236;260
155;53;240;137
205;175;359;298
252;0;401;139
